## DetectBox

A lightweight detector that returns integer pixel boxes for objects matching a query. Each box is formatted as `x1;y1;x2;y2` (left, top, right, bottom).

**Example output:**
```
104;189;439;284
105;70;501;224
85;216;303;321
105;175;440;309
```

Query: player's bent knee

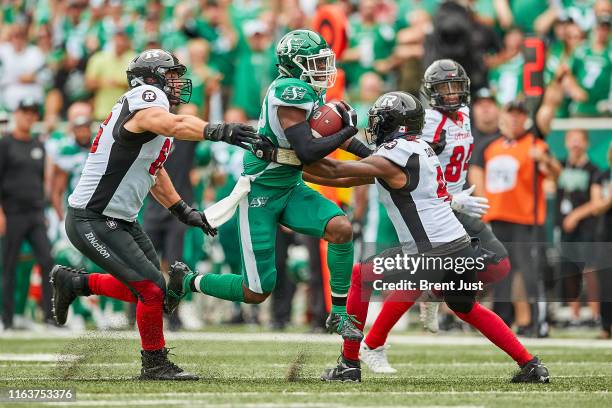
131;280;165;304
243;288;270;304
445;298;475;314
325;216;353;244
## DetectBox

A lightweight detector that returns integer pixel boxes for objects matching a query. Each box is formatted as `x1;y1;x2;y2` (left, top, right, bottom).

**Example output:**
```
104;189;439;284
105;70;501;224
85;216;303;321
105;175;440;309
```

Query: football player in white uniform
356;60;514;373
49;49;259;380
304;91;549;384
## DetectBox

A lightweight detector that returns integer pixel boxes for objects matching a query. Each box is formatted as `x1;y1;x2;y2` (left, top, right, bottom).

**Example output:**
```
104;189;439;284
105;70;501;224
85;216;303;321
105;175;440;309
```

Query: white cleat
178;301;204;331
360;343;397;374
419;291;440;333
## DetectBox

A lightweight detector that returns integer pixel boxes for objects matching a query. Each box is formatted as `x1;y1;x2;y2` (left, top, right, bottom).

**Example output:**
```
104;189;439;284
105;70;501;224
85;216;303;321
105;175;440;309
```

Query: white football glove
450;185;489;218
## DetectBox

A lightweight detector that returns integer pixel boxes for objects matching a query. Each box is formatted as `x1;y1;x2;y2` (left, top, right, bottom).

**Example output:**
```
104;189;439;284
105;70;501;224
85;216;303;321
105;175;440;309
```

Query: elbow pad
285;121;358;165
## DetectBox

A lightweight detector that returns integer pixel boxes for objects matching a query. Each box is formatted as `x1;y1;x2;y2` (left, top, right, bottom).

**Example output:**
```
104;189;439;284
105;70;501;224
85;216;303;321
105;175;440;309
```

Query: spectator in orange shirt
472;89;561;335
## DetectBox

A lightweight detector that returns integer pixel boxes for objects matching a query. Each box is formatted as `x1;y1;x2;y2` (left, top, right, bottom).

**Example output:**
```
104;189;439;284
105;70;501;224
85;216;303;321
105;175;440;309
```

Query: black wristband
169;199;188;217
346;138;373;158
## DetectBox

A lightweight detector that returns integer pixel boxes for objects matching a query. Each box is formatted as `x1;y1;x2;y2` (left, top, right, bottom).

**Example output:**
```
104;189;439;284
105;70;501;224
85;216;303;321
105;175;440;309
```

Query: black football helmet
126;49;192;105
422;59;470;112
366;91;425;146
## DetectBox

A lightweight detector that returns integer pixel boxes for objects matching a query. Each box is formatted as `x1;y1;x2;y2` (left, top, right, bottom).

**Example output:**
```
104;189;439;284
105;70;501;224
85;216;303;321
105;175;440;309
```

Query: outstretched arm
305;155;406;188
125;107;258;148
303;171;374;187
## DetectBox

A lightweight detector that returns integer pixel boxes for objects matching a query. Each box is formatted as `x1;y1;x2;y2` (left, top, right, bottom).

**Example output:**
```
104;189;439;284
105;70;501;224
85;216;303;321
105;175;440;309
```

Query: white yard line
1;331;611;349
1;361;611;368
0;353;79;362
73;391;612;397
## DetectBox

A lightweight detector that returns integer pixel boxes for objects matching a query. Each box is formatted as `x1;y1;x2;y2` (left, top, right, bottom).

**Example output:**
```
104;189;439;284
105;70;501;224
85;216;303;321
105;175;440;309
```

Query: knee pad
444;288;476;314
478;257;511;284
131;280;164;304
445;298;475;314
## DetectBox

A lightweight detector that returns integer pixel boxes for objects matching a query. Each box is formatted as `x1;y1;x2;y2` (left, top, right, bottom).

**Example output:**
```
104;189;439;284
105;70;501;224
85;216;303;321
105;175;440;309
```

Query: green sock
327;241;354;298
191;273;245;302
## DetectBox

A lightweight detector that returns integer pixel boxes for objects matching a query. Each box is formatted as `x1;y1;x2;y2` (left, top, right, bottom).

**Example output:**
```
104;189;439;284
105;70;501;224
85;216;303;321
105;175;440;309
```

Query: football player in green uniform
168;29;373;340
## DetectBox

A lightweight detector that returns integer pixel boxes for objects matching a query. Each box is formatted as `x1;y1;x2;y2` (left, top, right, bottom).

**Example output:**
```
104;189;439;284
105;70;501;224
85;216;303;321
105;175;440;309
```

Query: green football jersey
569;44;612;117
243;76;324;187
54;138;89;194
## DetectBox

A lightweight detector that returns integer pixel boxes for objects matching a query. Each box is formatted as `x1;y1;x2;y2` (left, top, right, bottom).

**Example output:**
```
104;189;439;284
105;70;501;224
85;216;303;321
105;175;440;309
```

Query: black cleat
321;356;362;382
166;262;195;315
50;265;89;326
511;356;550;383
139;348;199;381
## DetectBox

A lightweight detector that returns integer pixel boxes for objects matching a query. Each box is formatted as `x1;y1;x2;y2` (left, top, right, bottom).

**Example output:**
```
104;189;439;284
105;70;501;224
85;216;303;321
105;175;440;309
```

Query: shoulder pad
421;109;445;143
374;138;419;167
271;77;317;108
125;85;170;112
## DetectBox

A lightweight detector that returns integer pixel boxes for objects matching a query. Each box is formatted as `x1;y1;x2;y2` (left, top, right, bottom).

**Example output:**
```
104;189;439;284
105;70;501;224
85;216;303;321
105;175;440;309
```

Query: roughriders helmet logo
281;86;307;101
378;94;398;107
142;90;157;102
383;140;398;149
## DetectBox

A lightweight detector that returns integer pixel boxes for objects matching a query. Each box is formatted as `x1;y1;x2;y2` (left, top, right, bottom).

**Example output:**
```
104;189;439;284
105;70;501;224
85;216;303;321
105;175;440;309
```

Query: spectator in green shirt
84;29;135;120
567;14;612;117
230;19;276;120
179;1;238;106
494;0;549;35
341;0;395;90
487;27;525;105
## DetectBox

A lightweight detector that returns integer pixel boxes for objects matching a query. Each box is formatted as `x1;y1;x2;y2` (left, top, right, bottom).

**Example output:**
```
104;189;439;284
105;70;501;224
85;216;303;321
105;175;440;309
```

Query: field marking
1;375;608;381
73;391;611;397
40;403;486;408
1;331;611;349
0;353;78;362
2;361;612;368
40;403;483;408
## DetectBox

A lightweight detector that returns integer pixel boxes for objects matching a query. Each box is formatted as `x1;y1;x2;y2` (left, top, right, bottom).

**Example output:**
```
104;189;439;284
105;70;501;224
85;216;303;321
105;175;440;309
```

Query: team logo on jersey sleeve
383;140;398;149
142;90;157;102
281;86;307;101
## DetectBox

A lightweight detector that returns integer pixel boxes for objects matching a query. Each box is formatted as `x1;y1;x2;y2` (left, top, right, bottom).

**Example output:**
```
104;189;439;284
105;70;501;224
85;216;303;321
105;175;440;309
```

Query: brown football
309;102;343;138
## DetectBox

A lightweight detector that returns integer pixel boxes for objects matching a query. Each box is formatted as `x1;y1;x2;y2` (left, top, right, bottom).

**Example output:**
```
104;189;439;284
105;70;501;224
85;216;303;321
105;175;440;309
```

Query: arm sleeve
284;121;357;165
345;138;374;158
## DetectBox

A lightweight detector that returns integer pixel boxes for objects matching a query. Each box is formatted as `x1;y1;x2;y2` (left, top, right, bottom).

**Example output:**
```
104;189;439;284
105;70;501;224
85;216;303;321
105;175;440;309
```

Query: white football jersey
68;85;173;221
421;106;473;195
374;137;467;254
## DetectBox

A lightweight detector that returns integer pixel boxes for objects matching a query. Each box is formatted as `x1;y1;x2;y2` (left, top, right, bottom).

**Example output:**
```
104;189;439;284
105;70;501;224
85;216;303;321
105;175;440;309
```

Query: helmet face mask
423;59;470;112
127;49;192;105
296;49;337;91
276;30;337;93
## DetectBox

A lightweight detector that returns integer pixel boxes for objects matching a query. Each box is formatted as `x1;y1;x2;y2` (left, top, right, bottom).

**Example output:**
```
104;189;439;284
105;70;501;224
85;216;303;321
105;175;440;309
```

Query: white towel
203;175;252;228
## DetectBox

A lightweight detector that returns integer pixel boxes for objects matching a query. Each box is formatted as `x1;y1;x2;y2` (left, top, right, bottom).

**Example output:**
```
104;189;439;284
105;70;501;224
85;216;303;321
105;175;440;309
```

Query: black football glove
169;200;217;237
334;101;358;128
204;123;260;150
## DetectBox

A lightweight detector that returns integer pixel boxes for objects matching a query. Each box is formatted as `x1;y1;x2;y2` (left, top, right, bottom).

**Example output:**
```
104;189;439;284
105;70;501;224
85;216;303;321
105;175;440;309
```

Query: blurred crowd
0;0;612;124
0;0;611;338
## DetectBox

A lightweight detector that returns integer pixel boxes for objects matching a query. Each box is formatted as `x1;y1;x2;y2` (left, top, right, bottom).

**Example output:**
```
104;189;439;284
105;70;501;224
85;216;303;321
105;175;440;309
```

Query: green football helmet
276;29;337;92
